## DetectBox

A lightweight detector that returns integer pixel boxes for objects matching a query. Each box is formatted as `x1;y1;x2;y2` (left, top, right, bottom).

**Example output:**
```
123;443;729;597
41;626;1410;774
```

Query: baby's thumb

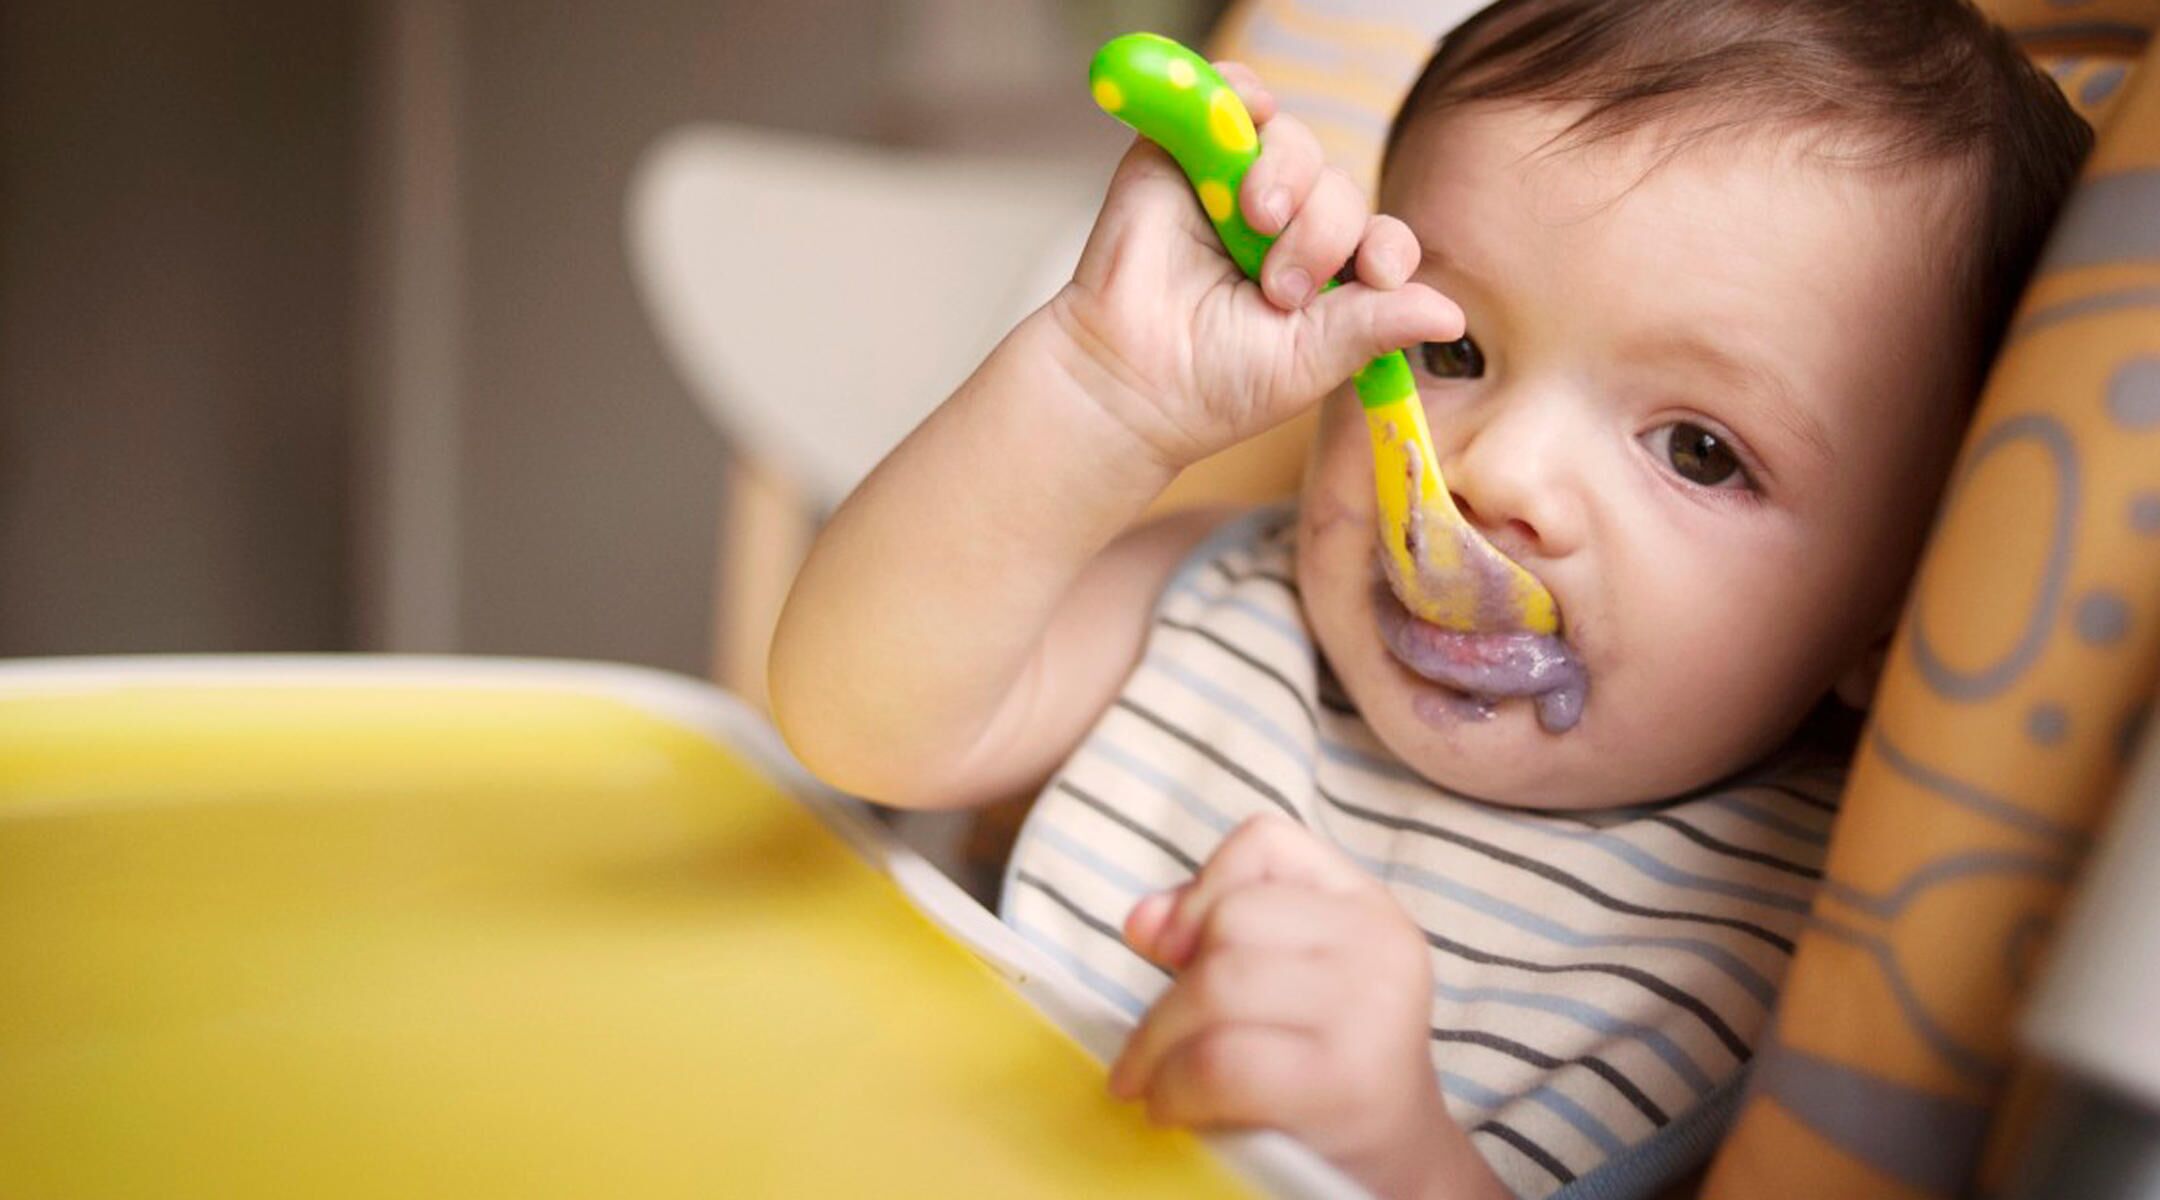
1099;136;1217;235
1291;283;1464;399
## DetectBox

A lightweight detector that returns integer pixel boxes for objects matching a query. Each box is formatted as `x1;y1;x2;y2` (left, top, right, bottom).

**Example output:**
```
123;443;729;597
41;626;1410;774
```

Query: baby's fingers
1109;946;1322;1100
1262;165;1365;309
1354;214;1422;291
1240;107;1323;237
1287;281;1465;398
1146;814;1361;967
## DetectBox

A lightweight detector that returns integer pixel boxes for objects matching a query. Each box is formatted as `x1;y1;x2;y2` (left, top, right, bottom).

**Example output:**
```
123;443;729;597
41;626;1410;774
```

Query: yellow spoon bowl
1356;356;1559;635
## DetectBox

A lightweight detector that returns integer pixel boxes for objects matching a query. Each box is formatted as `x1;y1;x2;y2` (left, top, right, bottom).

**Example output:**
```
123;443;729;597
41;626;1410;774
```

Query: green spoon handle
1089;33;1270;275
1087;33;1416;411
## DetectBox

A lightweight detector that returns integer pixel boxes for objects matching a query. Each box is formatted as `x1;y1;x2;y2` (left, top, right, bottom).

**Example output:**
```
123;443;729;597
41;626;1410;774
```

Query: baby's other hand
1048;64;1463;472
1112;814;1483;1200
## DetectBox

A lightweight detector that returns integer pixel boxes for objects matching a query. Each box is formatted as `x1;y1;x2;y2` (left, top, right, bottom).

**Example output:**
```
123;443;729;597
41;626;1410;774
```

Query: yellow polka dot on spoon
1196;179;1234;222
1207;87;1256;153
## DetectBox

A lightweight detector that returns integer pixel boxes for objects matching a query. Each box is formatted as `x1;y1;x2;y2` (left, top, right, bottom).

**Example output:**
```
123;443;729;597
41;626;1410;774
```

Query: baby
770;1;2090;1196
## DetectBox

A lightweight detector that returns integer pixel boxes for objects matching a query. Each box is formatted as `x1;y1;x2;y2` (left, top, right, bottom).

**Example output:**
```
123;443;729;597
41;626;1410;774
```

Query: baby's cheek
1622;579;1827;770
1297;396;1373;516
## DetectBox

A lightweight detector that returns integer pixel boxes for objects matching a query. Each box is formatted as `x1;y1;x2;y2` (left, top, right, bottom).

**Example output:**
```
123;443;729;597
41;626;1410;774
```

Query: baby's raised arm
767;306;1217;810
767;67;1460;809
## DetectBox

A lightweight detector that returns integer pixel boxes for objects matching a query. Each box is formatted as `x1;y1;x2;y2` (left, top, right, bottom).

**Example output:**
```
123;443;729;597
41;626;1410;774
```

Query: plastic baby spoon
1088;33;1560;637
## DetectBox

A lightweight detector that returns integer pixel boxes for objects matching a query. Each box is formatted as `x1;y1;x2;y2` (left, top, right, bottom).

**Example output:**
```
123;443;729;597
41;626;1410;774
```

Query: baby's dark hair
1382;0;2094;368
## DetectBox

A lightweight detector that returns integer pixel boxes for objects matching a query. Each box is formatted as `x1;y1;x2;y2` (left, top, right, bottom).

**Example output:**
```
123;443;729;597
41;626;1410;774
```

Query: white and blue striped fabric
1002;505;1839;1200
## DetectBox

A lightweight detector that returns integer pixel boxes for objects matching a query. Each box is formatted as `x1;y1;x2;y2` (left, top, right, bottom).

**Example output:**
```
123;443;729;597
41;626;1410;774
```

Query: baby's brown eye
1419;335;1485;379
1659;421;1748;489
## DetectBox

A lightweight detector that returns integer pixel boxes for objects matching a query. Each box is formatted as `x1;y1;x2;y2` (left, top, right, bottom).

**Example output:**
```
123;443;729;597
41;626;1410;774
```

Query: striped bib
1002;505;1839;1200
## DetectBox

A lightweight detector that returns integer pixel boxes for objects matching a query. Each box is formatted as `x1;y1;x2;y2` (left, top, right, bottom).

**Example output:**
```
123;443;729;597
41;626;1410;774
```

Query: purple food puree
1372;577;1588;733
1375;425;1586;731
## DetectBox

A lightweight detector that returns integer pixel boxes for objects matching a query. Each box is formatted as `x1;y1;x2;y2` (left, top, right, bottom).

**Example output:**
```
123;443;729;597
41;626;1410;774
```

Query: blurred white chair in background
625;125;1098;706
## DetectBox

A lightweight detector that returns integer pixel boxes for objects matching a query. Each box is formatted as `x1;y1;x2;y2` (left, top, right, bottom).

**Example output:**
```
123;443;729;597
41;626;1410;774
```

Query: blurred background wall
2;1;360;655
1;0;1207;673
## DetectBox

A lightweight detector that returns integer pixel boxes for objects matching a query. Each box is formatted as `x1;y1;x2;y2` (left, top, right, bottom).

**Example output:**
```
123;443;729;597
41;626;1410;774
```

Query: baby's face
1298;102;1972;807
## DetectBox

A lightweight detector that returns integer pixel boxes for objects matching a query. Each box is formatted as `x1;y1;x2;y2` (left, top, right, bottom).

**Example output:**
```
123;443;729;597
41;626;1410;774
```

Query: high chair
0;2;2147;1197
1696;3;2159;1193
630;0;2160;1193
0;656;1354;1197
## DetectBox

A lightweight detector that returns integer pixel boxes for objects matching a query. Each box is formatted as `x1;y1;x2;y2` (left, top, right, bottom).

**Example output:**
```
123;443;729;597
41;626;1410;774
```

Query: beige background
1;0;1206;670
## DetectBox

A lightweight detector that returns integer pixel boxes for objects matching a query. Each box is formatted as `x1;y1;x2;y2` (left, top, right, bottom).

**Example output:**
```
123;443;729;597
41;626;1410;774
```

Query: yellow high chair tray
0;658;1352;1199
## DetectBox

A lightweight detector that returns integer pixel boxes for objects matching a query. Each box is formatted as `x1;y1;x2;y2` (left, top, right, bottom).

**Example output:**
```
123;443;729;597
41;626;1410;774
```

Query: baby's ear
1832;637;1893;711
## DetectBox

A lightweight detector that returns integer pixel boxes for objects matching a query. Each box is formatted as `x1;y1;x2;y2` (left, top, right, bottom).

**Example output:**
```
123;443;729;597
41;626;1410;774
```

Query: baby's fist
1112;815;1454;1199
1049;64;1462;472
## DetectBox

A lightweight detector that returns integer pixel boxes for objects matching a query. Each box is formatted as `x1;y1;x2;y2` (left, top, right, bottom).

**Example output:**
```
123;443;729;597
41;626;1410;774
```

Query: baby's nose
1449;489;1544;560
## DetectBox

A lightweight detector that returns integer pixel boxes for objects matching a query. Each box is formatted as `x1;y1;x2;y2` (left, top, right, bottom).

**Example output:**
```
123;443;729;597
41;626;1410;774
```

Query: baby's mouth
1371;576;1589;733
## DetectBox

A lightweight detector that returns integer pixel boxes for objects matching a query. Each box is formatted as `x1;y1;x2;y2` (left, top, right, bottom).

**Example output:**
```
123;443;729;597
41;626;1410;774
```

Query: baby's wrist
1035;287;1215;474
946;304;1181;528
1375;1092;1512;1200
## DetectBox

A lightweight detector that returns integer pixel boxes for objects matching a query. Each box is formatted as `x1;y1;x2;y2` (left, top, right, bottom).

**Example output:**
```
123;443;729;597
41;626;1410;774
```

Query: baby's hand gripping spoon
1088;33;1559;637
